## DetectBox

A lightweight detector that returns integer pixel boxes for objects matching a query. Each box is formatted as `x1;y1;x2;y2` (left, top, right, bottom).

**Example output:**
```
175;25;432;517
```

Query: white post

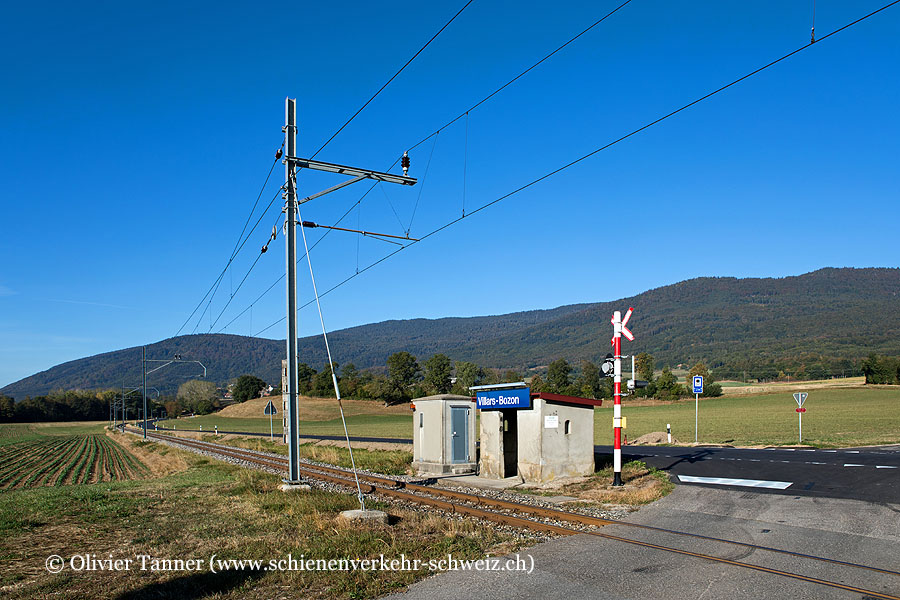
799;410;802;444
695;393;699;443
215;425;218;436
667;423;671;444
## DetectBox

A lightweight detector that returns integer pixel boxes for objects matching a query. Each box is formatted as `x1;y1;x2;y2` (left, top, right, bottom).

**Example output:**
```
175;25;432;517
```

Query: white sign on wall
544;415;559;429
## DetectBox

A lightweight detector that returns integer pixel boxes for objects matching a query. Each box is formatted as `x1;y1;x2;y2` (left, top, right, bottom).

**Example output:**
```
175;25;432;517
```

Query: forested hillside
2;268;896;399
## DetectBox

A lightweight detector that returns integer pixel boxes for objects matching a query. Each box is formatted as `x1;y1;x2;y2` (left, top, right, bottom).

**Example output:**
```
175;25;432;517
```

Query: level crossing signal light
601;353;615;377
627;379;648;391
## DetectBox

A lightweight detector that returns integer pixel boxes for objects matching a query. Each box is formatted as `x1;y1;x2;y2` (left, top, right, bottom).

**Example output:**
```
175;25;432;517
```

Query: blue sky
1;0;898;388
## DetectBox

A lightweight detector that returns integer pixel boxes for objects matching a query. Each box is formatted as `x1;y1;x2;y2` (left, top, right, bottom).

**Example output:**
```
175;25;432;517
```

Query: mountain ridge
3;267;897;399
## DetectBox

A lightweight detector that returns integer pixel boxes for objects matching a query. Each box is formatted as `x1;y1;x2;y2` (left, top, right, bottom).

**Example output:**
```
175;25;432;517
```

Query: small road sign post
692;376;703;443
793;392;808;443
264;400;278;441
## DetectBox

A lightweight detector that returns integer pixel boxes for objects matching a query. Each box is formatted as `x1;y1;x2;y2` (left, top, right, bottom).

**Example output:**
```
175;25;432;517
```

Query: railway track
132;428;900;599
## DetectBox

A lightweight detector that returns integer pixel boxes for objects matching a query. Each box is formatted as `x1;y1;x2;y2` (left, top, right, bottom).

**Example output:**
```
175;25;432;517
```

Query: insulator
401;151;410;176
301;221;317;228
275;148;283;159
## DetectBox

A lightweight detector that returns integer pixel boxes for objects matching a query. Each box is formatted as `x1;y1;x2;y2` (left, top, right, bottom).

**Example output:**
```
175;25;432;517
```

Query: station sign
692;376;704;395
476;387;531;410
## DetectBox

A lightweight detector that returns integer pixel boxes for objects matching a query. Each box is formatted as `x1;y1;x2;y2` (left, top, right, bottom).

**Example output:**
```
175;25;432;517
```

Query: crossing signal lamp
601;353;615;377
627;379;649;391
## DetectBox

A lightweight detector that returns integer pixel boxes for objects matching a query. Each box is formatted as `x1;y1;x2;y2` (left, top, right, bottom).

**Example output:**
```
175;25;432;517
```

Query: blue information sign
692;376;704;395
476;387;531;410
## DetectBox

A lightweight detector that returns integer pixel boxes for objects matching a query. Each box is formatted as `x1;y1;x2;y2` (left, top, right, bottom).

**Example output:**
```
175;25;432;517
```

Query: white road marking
824;450;837;453
844;464;864;467
809;462;827;465
876;465;898;469
678;475;792;489
846;451;860;454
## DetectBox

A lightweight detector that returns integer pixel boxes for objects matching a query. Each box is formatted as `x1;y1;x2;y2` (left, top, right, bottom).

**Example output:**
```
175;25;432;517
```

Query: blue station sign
476;387;531;410
692;376;704;395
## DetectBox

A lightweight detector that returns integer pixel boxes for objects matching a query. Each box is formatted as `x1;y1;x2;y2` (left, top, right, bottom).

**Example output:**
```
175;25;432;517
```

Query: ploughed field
0;424;147;489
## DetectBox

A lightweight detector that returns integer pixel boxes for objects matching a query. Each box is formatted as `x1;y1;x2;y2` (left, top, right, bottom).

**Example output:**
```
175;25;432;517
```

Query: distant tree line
4;349;879;423
861;354;900;384
278;351;726;405
0;389;117;422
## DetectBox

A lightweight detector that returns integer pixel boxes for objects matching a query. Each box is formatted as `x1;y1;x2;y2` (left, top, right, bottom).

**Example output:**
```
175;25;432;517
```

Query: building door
501;409;518;477
451;406;469;463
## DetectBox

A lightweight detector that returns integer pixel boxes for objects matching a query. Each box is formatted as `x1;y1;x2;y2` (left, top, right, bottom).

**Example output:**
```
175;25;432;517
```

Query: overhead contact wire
251;1;899;336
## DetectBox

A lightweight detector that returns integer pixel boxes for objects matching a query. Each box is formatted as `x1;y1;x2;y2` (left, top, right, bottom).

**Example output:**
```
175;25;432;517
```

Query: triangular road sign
263;400;277;415
793;392;808;407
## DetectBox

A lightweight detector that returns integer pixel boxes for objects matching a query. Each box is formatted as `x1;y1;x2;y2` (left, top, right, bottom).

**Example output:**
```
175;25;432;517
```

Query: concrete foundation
339;509;389;524
280;483;311;492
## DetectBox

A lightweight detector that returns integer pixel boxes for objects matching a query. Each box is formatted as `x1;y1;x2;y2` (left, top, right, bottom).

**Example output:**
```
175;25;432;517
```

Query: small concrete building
412;394;476;475
479;392;600;483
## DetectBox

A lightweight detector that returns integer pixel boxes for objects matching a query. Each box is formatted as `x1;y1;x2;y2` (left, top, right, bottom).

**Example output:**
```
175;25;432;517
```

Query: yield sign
793;392;808;407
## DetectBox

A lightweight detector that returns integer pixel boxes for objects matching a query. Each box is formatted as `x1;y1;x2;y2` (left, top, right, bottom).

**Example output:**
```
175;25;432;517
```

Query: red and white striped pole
611;308;634;487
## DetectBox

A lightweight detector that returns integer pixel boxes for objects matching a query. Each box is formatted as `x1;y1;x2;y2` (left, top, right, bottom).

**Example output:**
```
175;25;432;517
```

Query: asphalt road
601;444;900;503
384;486;900;600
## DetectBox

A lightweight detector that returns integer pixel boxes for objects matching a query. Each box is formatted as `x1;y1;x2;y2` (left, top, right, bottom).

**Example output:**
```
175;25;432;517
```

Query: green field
158;387;900;449
0;430;518;598
595;387;900;447
0;422;148;489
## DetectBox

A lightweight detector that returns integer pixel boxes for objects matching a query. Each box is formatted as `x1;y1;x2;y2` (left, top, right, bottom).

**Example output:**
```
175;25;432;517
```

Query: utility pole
610;308;634;486
284;97;301;483
142;346;147;439
279;96;417;484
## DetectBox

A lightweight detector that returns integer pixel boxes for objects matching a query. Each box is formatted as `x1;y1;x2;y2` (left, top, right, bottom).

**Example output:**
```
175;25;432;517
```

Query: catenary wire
307;0;476;160
217;1;635;332
175;150;282;336
251;1;899;336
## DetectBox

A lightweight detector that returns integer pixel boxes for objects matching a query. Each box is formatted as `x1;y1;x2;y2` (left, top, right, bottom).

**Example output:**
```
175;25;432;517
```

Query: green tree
547;358;571;393
387;352;419;401
340;363;360;397
655;367;686;401
481;368;500;385
232;375;267;403
635;352;655;382
529;374;545;393
312;363;338;397
177;380;218;413
454;361;483;393
423;354;453;394
297;363;317;395
502;370;522;383
576;360;601;399
0;395;16;421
